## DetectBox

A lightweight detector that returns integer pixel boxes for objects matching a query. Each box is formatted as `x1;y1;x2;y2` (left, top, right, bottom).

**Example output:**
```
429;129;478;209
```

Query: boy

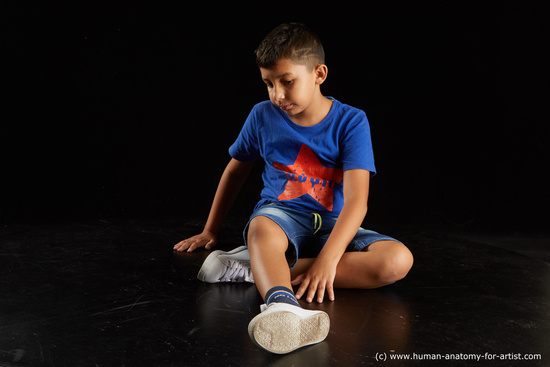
174;23;413;354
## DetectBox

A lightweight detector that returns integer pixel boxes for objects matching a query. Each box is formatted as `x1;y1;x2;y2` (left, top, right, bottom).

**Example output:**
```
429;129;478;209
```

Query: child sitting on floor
174;23;413;354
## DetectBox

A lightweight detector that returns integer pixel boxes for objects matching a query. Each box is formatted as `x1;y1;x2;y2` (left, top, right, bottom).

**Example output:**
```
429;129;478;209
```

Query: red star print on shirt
273;144;343;211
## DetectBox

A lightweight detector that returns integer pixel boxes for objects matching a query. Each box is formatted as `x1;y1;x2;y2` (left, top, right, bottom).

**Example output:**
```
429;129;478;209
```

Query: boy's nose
273;86;285;103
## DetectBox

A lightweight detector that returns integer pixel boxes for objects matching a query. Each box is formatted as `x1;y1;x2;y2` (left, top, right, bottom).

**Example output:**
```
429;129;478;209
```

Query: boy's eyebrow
263;72;294;81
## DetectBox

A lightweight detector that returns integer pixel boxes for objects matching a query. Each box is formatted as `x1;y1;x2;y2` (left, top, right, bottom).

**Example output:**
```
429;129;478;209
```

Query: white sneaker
197;246;254;283
248;303;330;354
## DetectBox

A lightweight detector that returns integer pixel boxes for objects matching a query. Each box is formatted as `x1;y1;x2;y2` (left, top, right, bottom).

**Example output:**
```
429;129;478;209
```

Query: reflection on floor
0;216;548;366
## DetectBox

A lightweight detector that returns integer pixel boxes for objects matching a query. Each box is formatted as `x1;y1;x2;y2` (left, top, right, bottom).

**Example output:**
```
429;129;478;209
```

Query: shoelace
219;260;254;282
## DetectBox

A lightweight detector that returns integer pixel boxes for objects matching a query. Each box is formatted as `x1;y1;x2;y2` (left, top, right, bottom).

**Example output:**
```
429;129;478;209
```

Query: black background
2;3;548;236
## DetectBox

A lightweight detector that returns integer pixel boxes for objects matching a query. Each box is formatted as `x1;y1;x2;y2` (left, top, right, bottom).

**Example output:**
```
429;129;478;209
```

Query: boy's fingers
204;240;216;250
327;284;335;302
187;240;204;252
174;240;190;252
296;279;309;300
193;240;210;250
291;273;305;286
316;281;327;303
175;232;216;253
307;281;320;303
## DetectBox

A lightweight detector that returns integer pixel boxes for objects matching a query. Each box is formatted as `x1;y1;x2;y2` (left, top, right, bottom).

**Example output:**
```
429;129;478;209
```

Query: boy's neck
288;95;333;127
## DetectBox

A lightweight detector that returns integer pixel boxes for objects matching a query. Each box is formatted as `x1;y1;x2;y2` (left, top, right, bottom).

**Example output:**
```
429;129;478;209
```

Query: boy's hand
292;258;337;303
174;230;217;252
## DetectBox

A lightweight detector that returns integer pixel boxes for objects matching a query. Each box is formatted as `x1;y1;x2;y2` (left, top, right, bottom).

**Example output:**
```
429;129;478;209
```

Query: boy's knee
248;216;277;239
375;242;414;285
247;216;288;250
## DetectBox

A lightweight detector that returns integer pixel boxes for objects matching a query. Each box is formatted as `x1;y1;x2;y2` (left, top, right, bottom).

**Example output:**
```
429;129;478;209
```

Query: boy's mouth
280;104;293;111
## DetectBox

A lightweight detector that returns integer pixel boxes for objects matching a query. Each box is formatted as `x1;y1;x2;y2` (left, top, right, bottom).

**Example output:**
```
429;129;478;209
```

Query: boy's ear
314;64;328;85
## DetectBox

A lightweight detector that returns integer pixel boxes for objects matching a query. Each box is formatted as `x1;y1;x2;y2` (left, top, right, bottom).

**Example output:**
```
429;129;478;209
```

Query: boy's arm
294;169;370;302
174;158;255;252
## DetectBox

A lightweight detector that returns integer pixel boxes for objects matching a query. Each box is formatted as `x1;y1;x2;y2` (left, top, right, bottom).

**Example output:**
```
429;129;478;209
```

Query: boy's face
260;58;326;121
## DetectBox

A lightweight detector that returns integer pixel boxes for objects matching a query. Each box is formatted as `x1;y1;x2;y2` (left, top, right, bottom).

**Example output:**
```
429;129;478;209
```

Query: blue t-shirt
229;98;376;218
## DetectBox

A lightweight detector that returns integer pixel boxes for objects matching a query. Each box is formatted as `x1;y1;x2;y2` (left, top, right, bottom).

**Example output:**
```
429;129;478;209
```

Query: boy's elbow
360;203;368;218
344;194;368;215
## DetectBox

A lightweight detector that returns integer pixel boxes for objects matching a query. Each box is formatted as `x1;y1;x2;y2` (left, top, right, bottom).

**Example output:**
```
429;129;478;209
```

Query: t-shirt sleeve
340;111;377;176
228;107;260;162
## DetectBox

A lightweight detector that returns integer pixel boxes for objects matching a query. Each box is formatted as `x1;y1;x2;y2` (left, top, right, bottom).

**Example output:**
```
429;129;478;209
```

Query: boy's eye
264;80;291;88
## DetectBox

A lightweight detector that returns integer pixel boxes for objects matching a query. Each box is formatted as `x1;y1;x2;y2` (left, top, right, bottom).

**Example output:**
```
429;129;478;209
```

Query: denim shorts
243;202;401;269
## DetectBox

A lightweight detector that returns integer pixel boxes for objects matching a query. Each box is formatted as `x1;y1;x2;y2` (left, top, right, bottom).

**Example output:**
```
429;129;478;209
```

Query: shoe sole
197;246;248;282
251;309;330;354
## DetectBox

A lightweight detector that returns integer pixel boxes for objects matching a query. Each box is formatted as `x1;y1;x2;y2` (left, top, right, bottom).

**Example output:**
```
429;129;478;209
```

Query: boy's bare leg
291;241;413;292
246;216;293;300
246;215;331;355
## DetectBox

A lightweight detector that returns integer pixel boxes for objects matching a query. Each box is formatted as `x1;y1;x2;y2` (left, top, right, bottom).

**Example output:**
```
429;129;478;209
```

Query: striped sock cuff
265;286;301;308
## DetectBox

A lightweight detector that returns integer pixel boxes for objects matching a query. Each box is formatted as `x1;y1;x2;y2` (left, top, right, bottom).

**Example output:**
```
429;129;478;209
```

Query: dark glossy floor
1;216;549;367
